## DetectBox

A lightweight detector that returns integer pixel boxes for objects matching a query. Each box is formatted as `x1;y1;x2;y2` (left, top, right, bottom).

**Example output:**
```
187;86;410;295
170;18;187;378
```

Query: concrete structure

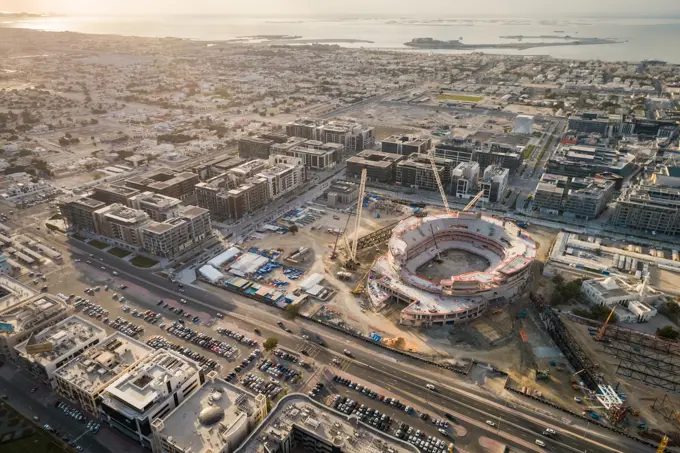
128;192;182;222
512;114;534;135
325;181;359;208
346;150;405;183
99;349;204;448
54;333;153;415
546;145;636;178
369;213;535;327
151;370;267;453
93;203;149;249
480;165;509;203
126;169;199;200
196;175;270;222
14;315;107;385
59;197;107;232
234;394;418;453
142;206;212;260
381;134;431;156
0;294;72;361
533;173;616;219
451;162;480;198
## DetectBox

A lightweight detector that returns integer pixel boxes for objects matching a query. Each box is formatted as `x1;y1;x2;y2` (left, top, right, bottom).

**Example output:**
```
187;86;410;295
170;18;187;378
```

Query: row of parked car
257;358;299;381
216;327;258;347
225;350;261;381
399;425;453;453
108;315;144;337
273;348;299;363
146;335;220;371
75;300;109;321
167;322;240;360
239;373;283;400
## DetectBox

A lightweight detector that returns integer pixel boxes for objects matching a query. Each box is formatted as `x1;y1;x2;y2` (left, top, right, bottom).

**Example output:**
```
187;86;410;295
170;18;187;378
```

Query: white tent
199;265;224;283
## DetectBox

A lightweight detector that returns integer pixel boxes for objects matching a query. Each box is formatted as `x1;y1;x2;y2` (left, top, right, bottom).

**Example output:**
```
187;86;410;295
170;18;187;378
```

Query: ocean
4;15;680;63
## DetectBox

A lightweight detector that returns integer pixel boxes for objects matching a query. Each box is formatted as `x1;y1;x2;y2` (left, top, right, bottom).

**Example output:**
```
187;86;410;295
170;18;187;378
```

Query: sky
3;0;680;17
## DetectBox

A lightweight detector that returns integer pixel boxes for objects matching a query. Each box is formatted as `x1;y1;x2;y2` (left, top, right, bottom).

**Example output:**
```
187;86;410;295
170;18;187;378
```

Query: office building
346;150;405;183
14;315;107;385
54;333;153;416
0;294;72;361
546;145;636;178
91;184;140;206
325;181;359;208
480;165;509;203
151;371;267;453
142;206;212;260
284;141;342;170
234;394;419;453
533;173;615;219
128;192;182;222
59;197;106;233
238;137;275;160
126;169;199;200
451;162;480;198
381;134;431;156
568;112;617;136
474;142;524;174
93;204;149;249
612;185;680;235
395;153;453;191
99;349;204;448
196;156;247;181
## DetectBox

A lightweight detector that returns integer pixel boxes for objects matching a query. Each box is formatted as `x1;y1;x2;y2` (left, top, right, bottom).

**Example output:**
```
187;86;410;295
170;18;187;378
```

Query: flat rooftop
0;294;68;336
235;394;418;453
155;374;263;453
348;150;403;168
103;349;201;416
54;333;152;395
0;276;37;312
15;315;106;366
96;184;140;197
73;197;107;209
127;169;196;190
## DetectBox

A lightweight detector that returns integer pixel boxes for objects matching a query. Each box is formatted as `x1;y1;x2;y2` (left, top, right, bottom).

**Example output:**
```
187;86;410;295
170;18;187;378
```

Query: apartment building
533;173;615;219
54;333;153;416
93;204;149;249
128;192;182;222
259;156;306;200
59;197;106;232
284;141;342;170
546;145;636;178
151;371;267;453
473;142;524;174
395;153;454;191
196;175;270;222
346;150;405;183
142;206;212;260
0;294;73;361
285;119;374;152
99;350;204;448
238;137;275;160
196;156;247;181
381;134;431;156
451;162;480;198
612;185;680;235
480;165;509;203
568;112;617;136
91;184;140;206
14;315;107;386
126;169;199;200
234;394;419;453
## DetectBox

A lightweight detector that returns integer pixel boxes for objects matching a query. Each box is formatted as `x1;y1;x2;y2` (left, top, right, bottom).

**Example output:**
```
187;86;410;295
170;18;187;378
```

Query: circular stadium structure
368;212;536;327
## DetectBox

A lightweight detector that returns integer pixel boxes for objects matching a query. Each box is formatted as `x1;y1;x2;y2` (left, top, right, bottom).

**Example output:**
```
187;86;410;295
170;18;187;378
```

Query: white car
485;420;495;427
544;428;556;436
180;299;187;304
112;271;119;276
535;439;546;447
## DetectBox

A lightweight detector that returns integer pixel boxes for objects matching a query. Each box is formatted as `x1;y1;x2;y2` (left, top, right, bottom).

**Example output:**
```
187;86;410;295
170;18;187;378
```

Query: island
404;36;621;50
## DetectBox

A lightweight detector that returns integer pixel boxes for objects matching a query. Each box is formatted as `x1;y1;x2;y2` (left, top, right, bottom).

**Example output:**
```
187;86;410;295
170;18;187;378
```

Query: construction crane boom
595;306;617;341
331;212;353;259
463;190;485;212
350;168;367;264
428;148;450;214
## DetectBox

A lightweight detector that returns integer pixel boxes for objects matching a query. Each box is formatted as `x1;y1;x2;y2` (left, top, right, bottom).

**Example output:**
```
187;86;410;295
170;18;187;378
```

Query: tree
284;303;300;320
288;225;299;234
552;275;565;286
656;325;680;340
263;337;279;352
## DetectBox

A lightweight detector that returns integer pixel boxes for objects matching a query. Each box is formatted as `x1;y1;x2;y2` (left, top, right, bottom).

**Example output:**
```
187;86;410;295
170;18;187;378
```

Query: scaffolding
652;394;680;429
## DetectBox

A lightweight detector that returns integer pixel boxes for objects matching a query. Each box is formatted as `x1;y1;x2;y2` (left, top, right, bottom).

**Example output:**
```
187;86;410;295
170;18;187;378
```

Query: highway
56;235;652;453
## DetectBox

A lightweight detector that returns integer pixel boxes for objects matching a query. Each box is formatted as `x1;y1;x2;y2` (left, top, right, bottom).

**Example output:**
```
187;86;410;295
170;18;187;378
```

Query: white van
426;384;436;391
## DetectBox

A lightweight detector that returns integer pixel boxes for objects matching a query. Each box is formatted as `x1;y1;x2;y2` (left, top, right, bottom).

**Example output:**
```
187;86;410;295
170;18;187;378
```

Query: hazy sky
3;0;680;17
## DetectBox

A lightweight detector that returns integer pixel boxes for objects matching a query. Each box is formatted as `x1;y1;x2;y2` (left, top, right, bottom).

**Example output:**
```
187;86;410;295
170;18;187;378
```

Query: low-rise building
54;333;153;415
0;294;72;361
142;206;212;260
284;141;341;170
381;134;431;156
434;138;475;167
480;165;509;203
99;349;204;448
533;173;615;219
14;315;107;385
238;137;275;160
59;197;107;232
128;192;182;222
346;150;405;183
581;278;657;322
451;162;480;198
234;394;419;453
546;144;636;178
285;119;374;152
126;169;199;200
151;370;267;453
612;185;680;235
325;181;359;208
258;156;306;200
395;154;450;191
91;184;140;206
93;203;149;249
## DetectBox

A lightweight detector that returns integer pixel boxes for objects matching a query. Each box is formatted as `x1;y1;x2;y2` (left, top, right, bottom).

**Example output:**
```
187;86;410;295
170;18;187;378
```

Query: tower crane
347;168;367;269
428;148;450;214
330;212;353;260
463;190;485;212
595;306;617;341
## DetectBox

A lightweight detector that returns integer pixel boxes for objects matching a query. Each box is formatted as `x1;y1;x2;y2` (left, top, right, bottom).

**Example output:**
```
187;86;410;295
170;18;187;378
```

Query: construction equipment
657;435;668;453
594;306;617;341
330;212;353;260
428;148;450;214
347;168;367;269
352;257;378;294
463;190;485;212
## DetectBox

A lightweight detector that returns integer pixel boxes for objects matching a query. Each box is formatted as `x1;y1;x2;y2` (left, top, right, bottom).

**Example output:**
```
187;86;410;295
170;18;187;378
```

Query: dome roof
198;406;224;426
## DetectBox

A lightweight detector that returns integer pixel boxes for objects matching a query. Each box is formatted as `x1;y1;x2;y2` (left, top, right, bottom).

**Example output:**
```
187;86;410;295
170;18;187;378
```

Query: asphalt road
60;239;651;453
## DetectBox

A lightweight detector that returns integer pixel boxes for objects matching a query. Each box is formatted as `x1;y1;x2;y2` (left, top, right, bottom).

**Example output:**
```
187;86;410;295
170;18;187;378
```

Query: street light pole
497;414;502;434
583;421;589;439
